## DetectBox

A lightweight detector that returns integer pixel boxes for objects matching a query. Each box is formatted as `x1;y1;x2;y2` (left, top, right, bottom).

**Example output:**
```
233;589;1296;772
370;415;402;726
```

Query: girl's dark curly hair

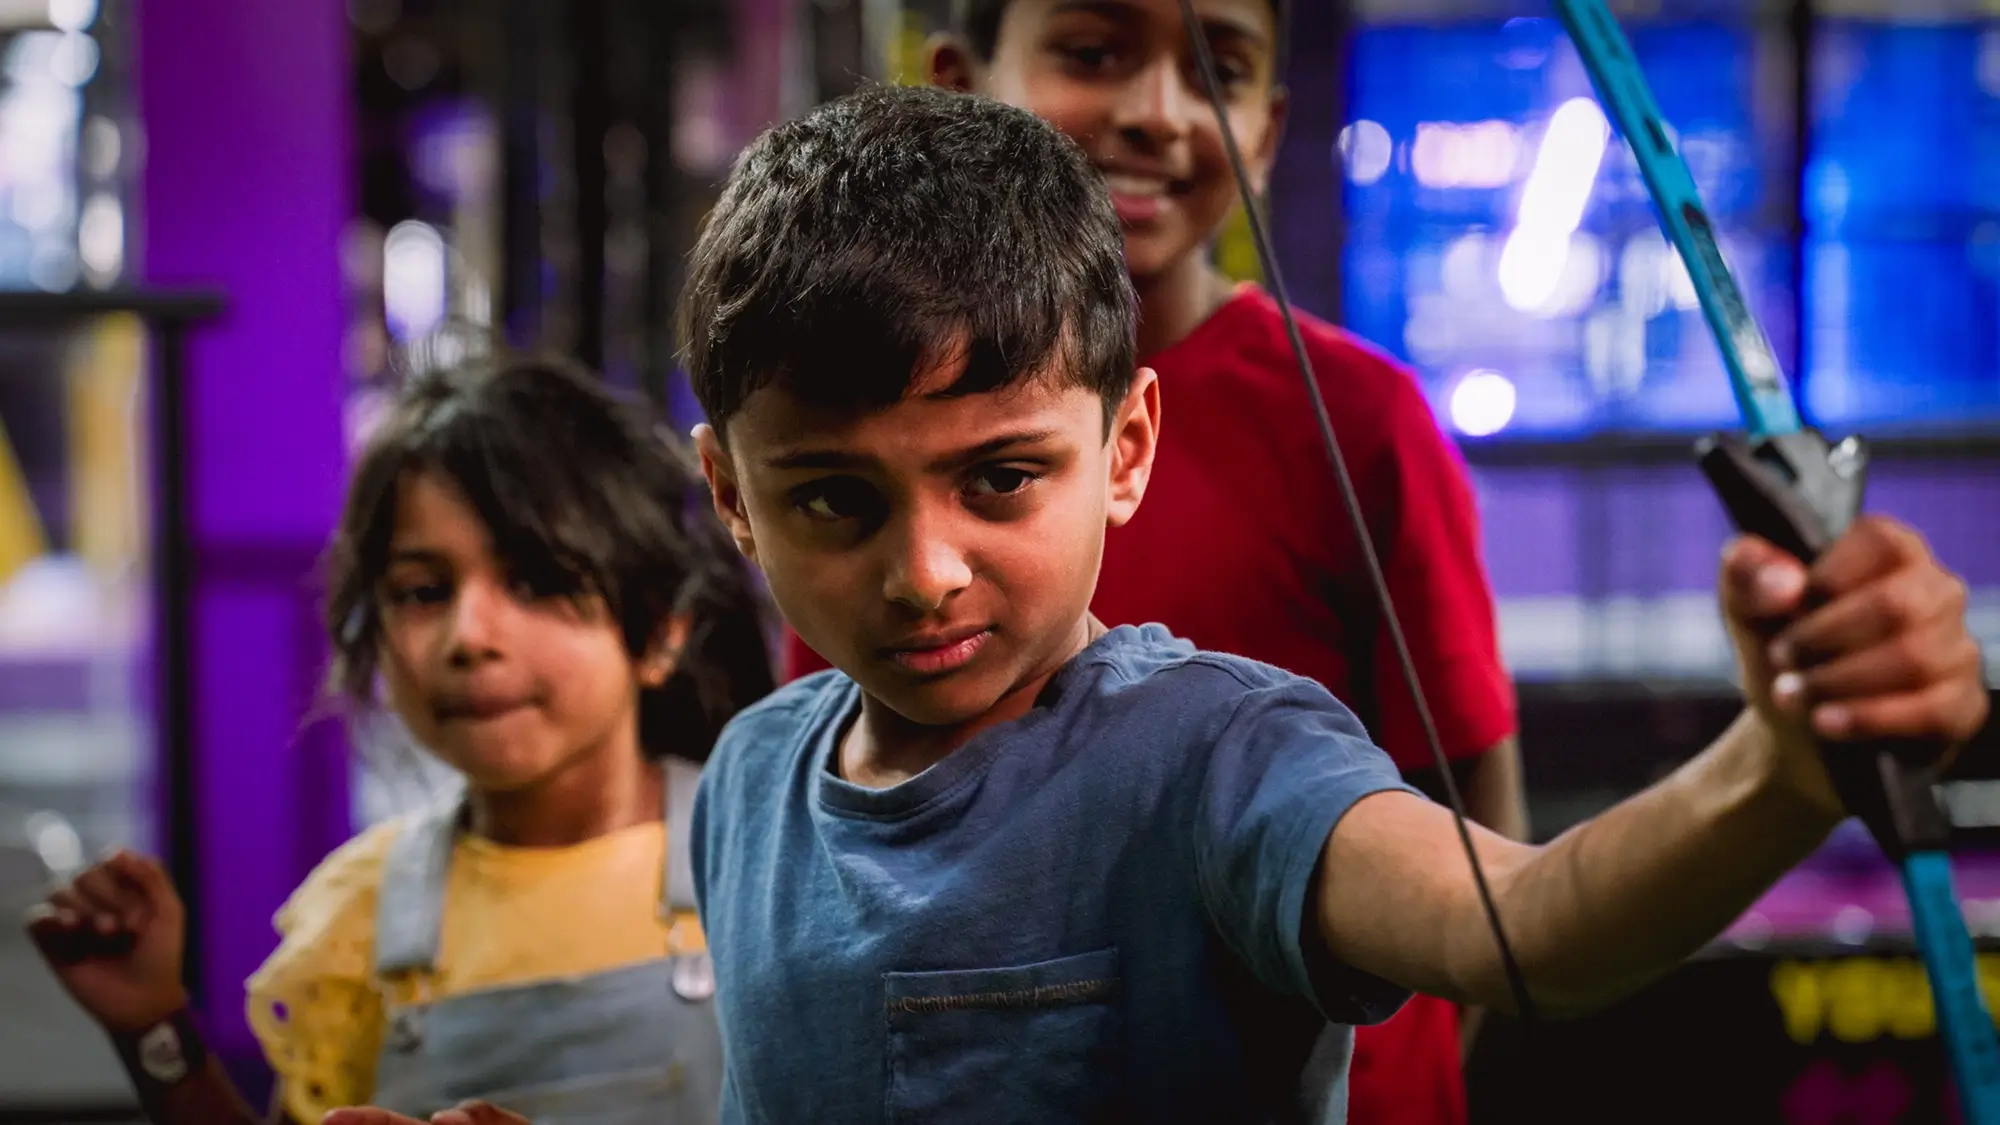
321;354;775;763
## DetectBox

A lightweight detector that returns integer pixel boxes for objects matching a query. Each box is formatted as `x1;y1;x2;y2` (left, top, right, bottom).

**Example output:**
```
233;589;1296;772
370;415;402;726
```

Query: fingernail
1759;566;1804;603
1814;703;1852;738
1773;672;1806;708
1768;639;1794;670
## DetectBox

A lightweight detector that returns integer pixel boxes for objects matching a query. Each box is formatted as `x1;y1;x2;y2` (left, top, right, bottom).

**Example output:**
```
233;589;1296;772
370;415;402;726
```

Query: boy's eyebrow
1051;0;1270;50
764;429;1064;473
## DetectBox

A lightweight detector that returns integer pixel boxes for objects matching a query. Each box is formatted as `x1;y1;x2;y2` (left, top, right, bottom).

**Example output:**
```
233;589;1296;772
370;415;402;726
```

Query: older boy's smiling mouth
880;626;992;675
1099;166;1187;225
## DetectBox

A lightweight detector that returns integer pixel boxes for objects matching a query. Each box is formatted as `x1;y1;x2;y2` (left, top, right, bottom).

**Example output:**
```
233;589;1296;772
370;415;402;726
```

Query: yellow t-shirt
243;814;705;1125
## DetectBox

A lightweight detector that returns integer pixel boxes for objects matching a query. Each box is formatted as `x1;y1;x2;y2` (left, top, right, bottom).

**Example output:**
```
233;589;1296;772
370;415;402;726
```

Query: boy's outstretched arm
1316;517;1989;1018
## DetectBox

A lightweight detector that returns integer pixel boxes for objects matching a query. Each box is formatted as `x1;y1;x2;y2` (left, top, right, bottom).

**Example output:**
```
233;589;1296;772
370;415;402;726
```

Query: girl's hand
24;849;190;1033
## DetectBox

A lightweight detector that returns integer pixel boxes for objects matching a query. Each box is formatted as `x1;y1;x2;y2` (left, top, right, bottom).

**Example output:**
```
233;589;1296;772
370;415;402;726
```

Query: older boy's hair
952;0;1292;76
677;84;1136;436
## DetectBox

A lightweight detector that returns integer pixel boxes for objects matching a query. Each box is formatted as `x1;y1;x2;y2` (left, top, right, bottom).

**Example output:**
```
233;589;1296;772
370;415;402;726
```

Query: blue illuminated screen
1337;16;2000;440
1804;20;2000;431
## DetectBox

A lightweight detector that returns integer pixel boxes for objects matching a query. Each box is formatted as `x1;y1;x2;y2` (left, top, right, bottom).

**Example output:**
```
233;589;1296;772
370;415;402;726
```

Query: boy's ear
1246;86;1290;197
926;32;981;92
693;423;759;566
639;614;693;688
1105;367;1160;529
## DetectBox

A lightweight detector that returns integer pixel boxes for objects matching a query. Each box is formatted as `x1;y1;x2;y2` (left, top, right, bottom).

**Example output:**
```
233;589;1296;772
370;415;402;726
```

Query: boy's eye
793;478;883;523
966;466;1038;499
1212;56;1250;86
1055;40;1119;72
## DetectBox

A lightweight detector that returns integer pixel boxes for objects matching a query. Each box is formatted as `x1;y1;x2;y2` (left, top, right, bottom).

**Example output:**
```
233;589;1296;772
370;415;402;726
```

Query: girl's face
374;471;672;795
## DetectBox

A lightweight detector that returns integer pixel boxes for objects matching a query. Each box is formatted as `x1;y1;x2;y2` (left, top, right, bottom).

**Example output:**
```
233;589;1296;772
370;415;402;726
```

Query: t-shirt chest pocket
882;947;1123;1125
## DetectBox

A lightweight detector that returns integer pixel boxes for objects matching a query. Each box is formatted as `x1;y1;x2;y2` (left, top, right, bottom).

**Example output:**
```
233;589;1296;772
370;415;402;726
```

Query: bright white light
1338;119;1392;186
1518;99;1610;231
48;32;95;86
1449;369;1517;437
47;0;96;32
383;220;447;341
77;190;120;283
1498;98;1609;313
1410;120;1521;189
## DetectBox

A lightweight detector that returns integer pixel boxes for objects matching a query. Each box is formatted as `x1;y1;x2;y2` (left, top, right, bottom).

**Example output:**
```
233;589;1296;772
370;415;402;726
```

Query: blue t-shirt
690;624;1423;1125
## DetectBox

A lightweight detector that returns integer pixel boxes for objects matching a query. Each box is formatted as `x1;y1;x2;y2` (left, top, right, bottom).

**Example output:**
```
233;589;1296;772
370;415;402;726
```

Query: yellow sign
1769;955;2000;1045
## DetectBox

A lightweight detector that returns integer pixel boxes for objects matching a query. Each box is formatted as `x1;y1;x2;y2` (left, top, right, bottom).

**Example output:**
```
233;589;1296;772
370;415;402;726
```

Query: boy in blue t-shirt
670;85;1986;1124
328;85;1989;1125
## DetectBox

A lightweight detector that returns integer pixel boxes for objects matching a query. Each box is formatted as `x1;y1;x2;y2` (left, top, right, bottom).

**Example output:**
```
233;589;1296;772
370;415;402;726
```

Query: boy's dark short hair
952;0;1291;76
677;84;1136;437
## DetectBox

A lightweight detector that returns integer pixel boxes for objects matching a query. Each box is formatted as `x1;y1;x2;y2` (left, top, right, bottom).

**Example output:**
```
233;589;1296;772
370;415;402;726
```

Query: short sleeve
1362;373;1517;768
244;823;397;1123
1192;670;1421;1025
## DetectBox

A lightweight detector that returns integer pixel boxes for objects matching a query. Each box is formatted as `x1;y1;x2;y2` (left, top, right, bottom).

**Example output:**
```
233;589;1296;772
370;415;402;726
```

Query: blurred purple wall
138;0;352;1063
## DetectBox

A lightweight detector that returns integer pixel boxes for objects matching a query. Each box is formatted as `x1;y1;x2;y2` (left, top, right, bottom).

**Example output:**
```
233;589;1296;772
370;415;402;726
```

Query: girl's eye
386;581;450;607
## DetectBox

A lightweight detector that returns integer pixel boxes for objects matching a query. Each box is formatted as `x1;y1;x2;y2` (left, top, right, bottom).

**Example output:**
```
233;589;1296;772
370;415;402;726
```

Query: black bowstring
1172;0;1540;1025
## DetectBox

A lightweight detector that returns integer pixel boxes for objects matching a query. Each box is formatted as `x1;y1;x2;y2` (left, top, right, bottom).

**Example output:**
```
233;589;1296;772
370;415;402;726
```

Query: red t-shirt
781;287;1516;1125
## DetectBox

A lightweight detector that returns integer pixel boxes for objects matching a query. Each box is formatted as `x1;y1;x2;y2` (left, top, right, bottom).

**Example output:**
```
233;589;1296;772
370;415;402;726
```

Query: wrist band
115;1007;209;1090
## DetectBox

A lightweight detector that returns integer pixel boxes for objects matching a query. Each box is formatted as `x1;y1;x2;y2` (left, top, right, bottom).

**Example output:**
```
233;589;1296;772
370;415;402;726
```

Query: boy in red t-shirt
785;3;1520;1121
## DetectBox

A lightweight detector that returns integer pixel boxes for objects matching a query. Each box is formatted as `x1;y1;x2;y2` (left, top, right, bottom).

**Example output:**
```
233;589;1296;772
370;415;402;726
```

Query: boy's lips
880;626;992;675
1101;169;1182;226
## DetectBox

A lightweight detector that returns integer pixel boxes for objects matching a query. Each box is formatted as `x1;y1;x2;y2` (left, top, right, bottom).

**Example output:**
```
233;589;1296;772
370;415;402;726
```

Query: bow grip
1694;429;1952;857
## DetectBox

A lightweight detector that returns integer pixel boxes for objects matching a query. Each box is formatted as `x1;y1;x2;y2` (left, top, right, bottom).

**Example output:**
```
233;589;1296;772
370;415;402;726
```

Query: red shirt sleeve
782;626;834;682
1358;372;1518;770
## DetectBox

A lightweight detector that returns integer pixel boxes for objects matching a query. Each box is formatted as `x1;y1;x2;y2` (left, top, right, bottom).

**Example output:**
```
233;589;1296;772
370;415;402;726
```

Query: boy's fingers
1791;623;1981;703
1806;515;1928;598
1719;535;1809;624
1773;566;1967;670
1813;676;1990;744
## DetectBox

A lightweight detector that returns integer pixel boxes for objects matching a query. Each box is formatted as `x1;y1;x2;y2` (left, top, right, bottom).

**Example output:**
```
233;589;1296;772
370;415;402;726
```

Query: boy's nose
1111;59;1194;149
882;523;974;614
